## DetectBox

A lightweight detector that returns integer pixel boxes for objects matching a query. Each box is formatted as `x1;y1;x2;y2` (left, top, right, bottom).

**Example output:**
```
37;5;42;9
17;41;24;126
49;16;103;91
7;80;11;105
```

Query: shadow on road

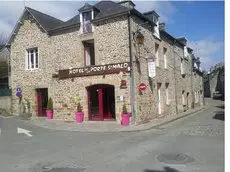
215;105;225;109
213;111;225;121
143;166;180;172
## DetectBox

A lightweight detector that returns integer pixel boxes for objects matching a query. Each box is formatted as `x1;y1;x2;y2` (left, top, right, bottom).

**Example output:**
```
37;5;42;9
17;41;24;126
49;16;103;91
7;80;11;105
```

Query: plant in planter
46;97;53;119
75;102;84;123
121;103;130;126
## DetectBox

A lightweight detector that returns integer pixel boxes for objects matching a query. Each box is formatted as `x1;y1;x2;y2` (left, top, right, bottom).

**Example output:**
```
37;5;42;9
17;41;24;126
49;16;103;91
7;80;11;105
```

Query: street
0;98;224;172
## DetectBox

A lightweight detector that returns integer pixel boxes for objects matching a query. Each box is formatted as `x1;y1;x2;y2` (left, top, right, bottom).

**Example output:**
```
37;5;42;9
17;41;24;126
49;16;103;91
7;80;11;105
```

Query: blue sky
164;1;224;70
0;1;225;70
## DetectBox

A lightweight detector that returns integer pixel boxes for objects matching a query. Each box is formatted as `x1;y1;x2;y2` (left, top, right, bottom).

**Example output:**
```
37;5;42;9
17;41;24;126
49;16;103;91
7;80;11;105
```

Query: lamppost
129;28;145;124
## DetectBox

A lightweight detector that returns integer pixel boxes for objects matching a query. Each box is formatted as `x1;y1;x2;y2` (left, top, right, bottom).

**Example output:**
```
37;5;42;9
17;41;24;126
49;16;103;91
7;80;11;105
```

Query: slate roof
93;1;130;20
160;30;185;47
0;45;4;51
78;3;94;12
26;7;64;31
8;1;158;44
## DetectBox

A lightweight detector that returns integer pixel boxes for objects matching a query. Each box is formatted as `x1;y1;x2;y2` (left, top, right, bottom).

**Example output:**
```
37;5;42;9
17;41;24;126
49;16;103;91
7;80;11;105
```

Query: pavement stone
24;106;206;132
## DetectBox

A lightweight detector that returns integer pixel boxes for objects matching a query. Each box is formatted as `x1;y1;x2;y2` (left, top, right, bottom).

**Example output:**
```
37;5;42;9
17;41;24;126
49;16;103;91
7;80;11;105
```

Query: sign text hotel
58;62;130;79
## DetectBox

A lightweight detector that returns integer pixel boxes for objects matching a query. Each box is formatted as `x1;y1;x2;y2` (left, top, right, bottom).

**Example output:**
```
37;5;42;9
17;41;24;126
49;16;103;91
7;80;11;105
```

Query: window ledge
25;68;39;71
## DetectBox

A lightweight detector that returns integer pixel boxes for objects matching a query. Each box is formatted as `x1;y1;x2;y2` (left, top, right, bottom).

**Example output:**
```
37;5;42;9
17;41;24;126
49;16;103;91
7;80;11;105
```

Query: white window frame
155;43;159;67
181;58;184;74
182;90;185;105
165;83;169;105
163;47;167;69
26;48;39;70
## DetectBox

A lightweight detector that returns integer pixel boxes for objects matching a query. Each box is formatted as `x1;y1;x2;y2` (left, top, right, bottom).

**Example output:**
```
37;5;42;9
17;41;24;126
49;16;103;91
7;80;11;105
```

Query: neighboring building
7;0;204;124
0;45;10;89
203;62;224;99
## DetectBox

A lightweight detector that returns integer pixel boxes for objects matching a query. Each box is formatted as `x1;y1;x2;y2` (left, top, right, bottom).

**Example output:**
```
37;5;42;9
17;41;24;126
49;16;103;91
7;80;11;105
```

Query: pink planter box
121;113;130;126
75;112;84;123
46;109;53;119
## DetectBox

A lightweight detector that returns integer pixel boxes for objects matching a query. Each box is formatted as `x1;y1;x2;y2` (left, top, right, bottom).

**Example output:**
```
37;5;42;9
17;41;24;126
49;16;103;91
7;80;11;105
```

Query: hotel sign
58;62;130;79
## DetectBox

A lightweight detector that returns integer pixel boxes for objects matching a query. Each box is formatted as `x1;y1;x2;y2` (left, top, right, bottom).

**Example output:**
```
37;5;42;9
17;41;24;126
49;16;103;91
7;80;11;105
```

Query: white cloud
0;1;86;38
188;38;224;71
133;1;177;23
0;1;177;39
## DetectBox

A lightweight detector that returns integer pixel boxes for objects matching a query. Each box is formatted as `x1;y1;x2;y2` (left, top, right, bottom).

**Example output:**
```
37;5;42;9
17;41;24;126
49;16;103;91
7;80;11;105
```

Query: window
181;58;184;75
195;91;199;103
84;42;95;66
182;90;185;105
26;48;38;70
165;83;169;105
163;47;167;68
82;11;92;33
155;43;159;66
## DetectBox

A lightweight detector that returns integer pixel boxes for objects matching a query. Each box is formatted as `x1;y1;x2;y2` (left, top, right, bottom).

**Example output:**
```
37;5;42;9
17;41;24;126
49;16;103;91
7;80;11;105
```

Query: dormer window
82;11;92;33
78;3;99;34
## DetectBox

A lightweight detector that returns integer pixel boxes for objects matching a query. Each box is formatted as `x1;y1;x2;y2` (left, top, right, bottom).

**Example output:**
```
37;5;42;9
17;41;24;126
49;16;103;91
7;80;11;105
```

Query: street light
133;29;144;45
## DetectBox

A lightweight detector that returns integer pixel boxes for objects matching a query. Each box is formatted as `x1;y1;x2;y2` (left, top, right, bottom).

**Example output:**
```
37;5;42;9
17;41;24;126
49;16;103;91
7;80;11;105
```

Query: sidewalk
27;106;206;132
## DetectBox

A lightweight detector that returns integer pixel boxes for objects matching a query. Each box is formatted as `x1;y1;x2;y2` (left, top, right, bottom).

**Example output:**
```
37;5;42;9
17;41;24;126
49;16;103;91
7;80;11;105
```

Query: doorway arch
86;84;115;121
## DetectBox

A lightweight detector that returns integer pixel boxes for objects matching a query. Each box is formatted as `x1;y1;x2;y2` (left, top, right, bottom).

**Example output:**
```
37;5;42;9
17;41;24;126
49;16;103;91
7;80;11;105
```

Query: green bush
122;103;128;114
77;102;82;112
47;97;53;110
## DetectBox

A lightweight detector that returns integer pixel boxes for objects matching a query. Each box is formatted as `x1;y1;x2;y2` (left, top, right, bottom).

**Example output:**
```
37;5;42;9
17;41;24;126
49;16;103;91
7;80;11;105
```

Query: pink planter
75;112;84;123
46;109;53;119
121;113;130;126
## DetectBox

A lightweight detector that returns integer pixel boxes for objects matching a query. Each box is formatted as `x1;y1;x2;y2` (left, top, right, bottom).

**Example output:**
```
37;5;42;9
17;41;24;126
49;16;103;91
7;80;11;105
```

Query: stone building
203;62;224;99
7;0;204;124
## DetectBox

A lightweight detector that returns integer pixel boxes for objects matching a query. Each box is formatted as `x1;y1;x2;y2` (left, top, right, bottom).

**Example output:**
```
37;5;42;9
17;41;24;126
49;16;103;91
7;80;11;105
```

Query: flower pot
46;109;53;119
75;111;84;123
121;113;130;126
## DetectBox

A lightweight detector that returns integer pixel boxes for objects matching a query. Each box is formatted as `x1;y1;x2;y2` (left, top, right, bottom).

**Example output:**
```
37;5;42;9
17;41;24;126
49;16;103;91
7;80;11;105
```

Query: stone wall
11;19;53;116
0;96;11;113
10;10;203;124
10;14;131;122
130;16;181;124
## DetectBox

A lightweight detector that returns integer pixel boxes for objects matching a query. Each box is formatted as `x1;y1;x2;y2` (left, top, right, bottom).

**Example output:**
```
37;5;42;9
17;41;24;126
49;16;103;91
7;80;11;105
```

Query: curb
118;106;207;133
0;114;14;119
27;106;206;133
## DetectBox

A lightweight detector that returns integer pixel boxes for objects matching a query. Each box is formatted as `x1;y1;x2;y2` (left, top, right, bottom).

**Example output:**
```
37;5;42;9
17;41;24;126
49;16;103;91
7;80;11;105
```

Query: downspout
191;57;194;108
128;12;136;124
173;40;178;115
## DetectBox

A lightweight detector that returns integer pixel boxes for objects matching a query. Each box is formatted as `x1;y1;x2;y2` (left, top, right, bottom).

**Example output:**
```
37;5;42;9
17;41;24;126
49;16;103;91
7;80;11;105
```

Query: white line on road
17;127;33;137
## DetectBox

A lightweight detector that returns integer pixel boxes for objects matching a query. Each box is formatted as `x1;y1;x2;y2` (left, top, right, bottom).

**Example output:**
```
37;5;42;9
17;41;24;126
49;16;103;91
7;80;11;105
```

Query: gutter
128;12;136;124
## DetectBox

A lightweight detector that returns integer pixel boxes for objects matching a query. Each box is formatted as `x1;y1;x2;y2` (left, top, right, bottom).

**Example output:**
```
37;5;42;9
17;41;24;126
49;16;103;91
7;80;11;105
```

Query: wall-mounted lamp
136;31;144;45
133;29;145;45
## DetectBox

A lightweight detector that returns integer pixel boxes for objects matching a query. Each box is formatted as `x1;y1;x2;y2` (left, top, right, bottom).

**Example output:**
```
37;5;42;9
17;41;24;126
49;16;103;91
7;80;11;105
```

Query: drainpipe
191;57;194;108
172;40;178;115
128;12;136;124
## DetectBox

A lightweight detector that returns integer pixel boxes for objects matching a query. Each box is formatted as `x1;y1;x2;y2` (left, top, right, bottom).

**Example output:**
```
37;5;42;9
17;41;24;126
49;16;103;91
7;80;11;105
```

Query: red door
37;90;43;116
98;88;104;121
36;88;48;117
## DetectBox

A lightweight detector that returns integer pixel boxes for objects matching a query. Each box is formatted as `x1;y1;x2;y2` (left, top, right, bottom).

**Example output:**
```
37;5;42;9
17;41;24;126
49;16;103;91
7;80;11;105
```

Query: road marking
0;128;1;136
17;127;33;137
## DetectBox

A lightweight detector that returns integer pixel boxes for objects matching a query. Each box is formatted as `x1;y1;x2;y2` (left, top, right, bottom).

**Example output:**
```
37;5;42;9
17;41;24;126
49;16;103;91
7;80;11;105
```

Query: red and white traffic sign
137;83;147;91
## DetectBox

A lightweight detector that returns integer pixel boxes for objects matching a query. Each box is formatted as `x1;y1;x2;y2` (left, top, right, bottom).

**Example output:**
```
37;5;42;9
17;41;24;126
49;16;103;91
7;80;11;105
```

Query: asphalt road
0;98;224;172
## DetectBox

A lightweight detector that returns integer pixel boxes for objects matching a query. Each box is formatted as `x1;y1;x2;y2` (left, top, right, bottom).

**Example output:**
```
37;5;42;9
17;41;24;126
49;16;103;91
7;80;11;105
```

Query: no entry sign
138;83;147;91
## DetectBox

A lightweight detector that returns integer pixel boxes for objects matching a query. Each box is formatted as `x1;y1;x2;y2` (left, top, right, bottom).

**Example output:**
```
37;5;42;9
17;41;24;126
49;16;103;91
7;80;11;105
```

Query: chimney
159;23;165;31
118;0;135;9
